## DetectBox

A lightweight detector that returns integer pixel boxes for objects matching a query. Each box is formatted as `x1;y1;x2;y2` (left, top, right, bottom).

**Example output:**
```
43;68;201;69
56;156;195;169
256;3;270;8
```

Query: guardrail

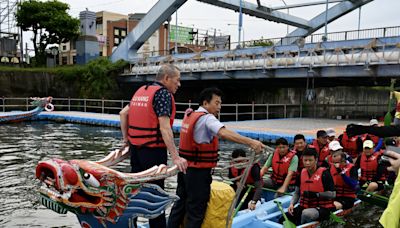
0;97;388;121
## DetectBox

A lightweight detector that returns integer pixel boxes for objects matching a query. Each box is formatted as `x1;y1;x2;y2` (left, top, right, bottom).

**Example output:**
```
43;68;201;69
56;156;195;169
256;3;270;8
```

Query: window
72;56;76;64
113;27;127;46
62;45;67;51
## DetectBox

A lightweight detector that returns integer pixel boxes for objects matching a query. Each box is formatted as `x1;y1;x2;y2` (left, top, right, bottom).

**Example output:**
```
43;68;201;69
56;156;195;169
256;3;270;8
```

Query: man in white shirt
168;87;266;228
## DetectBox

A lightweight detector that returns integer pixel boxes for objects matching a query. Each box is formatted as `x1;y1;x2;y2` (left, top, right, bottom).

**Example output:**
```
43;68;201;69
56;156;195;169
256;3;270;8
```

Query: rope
225;146;273;228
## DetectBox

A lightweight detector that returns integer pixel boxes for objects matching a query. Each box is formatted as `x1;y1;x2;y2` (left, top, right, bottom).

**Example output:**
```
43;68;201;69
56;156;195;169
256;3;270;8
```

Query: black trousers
168;168;212;228
130;144;168;228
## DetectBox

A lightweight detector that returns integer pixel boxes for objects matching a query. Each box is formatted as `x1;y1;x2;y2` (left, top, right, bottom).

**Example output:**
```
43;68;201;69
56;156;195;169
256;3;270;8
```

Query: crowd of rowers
228;119;397;225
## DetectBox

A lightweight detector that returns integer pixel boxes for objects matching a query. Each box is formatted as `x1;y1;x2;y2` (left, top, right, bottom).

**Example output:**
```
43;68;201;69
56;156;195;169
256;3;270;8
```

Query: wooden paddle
274;200;296;228
384;79;396;126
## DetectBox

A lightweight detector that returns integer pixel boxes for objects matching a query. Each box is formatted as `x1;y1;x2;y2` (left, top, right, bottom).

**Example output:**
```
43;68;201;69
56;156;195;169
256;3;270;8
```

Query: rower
355;140;386;192
326;128;337;142
330;151;358;210
293;134;308;174
260;138;298;196
312;130;330;166
229;149;263;210
321;141;353;167
283;147;336;225
339;130;364;161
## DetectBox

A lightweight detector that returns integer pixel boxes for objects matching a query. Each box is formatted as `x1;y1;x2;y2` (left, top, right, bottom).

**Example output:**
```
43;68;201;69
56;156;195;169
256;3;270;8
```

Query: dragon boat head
35;146;179;227
30;96;52;107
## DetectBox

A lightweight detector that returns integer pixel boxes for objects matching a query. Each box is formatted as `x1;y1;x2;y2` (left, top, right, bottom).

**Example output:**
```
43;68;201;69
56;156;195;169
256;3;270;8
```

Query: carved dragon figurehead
35;146;179;227
30;96;53;111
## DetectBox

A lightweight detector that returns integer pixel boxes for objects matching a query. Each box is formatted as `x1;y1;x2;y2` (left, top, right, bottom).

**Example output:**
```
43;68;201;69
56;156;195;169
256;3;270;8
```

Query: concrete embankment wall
0;71;390;119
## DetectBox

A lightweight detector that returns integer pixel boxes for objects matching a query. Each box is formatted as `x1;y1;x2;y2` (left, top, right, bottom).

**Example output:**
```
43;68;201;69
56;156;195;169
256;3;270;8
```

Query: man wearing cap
329;149;358;210
312;130;330;166
326;128;337;142
321;141;353;167
355;140;386;192
366;119;383;152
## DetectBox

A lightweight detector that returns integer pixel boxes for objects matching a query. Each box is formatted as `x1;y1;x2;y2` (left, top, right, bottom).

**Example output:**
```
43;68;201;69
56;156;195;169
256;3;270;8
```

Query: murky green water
0;121;383;227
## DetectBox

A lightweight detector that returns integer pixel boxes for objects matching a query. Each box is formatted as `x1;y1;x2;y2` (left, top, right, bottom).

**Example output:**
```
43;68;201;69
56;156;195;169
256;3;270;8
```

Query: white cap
329;141;343;151
363;140;374;149
326;128;336;137
370;119;379;126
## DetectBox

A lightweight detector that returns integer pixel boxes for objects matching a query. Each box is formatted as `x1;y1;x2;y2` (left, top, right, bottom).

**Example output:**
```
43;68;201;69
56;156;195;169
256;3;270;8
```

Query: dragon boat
36;144;368;228
35;145;179;227
0;96;53;123
232;196;362;228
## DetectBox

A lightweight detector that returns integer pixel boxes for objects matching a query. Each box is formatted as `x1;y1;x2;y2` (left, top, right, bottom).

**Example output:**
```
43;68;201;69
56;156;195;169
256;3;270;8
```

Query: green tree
16;0;79;66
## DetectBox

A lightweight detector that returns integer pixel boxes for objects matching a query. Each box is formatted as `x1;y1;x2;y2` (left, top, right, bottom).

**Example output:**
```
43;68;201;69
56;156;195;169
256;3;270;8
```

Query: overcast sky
56;0;399;43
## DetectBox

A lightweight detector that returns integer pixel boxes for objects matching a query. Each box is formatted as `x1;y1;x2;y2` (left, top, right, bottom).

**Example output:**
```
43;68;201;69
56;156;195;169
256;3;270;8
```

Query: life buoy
45;103;54;112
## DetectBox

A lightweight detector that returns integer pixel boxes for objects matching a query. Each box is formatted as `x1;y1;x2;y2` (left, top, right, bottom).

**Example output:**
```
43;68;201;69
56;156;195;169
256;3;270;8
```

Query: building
58;11;227;65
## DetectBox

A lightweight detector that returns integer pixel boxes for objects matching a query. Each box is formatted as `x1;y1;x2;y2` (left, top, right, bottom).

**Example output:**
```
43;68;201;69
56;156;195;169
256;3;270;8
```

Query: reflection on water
0;121;383;227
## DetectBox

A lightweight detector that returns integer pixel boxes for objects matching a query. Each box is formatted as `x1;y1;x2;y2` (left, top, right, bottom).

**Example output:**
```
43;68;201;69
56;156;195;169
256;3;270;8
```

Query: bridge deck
37;111;363;143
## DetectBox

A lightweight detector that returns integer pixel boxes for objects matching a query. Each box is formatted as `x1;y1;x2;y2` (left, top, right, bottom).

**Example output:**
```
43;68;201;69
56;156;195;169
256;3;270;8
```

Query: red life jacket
396;102;400;112
366;134;380;146
330;163;356;198
179;110;219;168
300;167;335;209
360;152;384;182
312;140;330;166
271;149;297;185
230;163;261;185
128;85;176;148
340;132;360;159
293;145;308;172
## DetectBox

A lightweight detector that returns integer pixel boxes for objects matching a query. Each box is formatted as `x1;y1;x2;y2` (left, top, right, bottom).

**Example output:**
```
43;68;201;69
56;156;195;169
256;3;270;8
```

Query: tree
16;0;79;66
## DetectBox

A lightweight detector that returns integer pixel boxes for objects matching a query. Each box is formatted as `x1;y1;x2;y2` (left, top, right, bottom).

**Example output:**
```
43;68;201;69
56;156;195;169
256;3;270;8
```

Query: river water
0;121;383;227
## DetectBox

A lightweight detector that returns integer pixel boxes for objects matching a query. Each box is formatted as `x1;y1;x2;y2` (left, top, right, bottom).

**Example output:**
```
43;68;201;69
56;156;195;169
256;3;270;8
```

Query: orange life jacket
340;132;361;159
312;140;330;166
271;149;297;185
128;85;176;148
230;163;261;185
300;167;335;209
366;134;380;146
360;152;384;182
330;163;356;198
179;110;219;168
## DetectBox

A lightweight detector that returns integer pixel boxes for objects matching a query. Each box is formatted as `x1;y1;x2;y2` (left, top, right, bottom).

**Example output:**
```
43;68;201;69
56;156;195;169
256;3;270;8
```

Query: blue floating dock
37;111;366;144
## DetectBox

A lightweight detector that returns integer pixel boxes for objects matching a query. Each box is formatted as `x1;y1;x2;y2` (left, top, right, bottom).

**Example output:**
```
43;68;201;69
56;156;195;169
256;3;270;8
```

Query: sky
57;0;400;42
22;0;400;52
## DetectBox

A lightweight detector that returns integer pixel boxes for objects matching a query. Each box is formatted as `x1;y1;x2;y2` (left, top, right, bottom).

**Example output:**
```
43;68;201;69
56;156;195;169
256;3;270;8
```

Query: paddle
384;79;396;126
357;190;389;208
274;200;296;228
233;185;253;217
329;212;345;225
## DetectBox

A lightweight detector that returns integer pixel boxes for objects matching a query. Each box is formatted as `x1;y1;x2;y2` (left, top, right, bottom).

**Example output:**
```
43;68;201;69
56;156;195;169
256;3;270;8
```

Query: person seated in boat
260;138;298;195
354;140;386;193
330;151;359;210
326;128;337;142
312;130;330;166
283;147;336;225
384;138;398;186
366;119;384;152
338;129;364;161
293;134;308;174
321;141;353;167
229;148;263;210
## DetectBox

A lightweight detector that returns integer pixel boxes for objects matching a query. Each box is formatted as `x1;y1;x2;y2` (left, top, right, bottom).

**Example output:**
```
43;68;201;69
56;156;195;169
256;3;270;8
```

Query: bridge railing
0;97;387;122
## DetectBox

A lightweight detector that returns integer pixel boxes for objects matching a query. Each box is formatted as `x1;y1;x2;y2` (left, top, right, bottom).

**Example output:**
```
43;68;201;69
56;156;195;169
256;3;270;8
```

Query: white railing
0;97;388;121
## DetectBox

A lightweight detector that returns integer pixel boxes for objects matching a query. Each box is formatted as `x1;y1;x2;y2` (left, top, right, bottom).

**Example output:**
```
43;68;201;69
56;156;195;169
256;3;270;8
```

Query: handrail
0;97;387;121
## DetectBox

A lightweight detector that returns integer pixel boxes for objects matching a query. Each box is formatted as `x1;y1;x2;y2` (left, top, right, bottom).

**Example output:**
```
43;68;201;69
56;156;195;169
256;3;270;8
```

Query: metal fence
0;97;388;121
